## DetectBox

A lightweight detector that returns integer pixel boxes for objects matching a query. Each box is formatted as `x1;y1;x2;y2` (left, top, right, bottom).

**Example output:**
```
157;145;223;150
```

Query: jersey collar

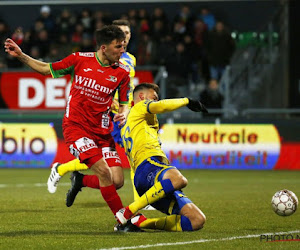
95;52;110;67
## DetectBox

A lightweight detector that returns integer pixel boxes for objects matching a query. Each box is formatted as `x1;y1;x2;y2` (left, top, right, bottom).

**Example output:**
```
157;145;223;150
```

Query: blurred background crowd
0;4;234;97
0;1;297;111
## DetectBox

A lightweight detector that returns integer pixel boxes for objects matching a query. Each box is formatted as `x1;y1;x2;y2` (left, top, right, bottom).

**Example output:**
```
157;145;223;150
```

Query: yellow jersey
114;52;136;108
121;98;189;172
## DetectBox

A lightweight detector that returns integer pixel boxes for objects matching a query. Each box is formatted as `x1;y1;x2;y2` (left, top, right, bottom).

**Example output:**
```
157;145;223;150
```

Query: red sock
82;175;100;189
100;185;124;215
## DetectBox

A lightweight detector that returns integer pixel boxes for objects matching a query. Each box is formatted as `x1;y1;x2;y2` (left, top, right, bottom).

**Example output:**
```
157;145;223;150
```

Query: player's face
118;25;131;49
104;39;125;64
145;89;159;101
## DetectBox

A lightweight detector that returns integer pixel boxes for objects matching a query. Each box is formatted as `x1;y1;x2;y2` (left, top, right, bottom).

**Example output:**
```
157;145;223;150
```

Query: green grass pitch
0;169;299;249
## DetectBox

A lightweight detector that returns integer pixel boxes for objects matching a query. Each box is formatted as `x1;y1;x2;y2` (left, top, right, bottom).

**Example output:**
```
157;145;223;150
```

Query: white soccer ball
271;189;298;216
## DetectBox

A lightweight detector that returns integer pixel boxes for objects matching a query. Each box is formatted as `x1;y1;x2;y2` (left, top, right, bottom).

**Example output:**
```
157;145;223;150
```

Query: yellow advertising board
0;123;57;168
159;124;280;169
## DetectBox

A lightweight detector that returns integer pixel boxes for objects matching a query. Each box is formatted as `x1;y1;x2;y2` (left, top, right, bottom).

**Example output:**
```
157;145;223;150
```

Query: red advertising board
0;72;71;110
0;71;153;110
274;143;300;170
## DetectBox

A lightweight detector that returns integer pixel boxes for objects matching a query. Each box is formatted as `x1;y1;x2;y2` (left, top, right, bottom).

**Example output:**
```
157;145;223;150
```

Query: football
271;189;298;216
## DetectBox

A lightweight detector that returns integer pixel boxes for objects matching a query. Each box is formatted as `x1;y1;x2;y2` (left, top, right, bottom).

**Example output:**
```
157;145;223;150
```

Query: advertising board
160;124;281;169
0;123;57;168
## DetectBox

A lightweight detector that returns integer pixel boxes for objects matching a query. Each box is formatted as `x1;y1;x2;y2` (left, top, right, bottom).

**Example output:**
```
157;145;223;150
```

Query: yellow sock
140;215;183;232
57;159;89;176
128;181;166;214
130;168;140;201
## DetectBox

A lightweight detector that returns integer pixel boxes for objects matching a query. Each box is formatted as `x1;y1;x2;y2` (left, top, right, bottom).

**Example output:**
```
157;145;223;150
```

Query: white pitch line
98;230;300;250
0;182;70;188
0;180;131;188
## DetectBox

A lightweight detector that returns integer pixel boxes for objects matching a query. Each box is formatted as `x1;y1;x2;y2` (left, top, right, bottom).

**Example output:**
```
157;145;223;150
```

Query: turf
0;169;299;250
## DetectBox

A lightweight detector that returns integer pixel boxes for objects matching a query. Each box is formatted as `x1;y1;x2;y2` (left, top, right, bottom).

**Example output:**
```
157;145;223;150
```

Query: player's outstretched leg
130;168;155;211
47;159;89;193
114;214;146;233
65;168;124;207
116;168;186;224
47;162;62;193
115;178;175;224
59;159;89;176
131;213;205;232
66;171;84;207
131;192;206;232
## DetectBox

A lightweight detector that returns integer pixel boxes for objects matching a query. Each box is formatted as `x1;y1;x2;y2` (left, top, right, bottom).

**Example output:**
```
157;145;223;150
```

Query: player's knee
173;175;188;190
167;171;188;190
191;211;206;231
111;167;124;190
181;176;188;188
113;178;124;190
181;203;206;231
93;162;111;180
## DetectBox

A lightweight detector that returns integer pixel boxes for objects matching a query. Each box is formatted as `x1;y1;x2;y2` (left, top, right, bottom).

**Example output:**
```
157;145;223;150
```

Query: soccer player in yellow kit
47;20;140;204
115;83;207;232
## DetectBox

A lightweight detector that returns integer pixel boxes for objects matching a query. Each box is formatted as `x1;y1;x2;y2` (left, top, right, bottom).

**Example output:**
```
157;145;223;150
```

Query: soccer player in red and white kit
4;25;130;222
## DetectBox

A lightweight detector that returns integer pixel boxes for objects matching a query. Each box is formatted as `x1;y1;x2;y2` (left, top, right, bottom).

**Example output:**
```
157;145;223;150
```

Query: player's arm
118;103;129;116
114;73;131;125
148;98;208;114
4;38;50;75
114;104;129;126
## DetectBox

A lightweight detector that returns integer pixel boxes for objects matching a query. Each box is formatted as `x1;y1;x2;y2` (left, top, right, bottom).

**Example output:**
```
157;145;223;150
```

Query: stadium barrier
0;114;300;170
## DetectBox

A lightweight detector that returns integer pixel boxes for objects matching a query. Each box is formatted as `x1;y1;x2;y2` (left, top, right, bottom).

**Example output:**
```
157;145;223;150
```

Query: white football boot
47;162;62;193
143;205;156;210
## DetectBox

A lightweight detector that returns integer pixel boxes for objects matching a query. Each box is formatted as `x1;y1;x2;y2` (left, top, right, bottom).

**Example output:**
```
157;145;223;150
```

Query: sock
180;215;193;231
131;168;140;201
128;179;174;214
139;215;192;232
82;175;100;189
57;159;89;176
100;185;123;215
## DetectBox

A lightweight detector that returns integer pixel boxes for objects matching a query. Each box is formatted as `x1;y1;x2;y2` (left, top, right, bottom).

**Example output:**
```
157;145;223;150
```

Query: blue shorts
134;156;192;215
110;113;123;147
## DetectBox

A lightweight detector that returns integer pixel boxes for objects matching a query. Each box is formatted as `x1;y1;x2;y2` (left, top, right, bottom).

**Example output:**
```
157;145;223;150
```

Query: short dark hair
133;83;160;97
95;25;125;47
112;19;130;28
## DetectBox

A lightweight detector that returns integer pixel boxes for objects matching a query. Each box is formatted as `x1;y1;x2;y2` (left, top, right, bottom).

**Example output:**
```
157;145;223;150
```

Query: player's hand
4;38;22;57
114;113;126;127
187;98;208;113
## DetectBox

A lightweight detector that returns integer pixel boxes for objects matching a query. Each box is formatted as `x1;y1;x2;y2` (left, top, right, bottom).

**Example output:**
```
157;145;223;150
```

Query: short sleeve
119;74;130;105
49;53;76;78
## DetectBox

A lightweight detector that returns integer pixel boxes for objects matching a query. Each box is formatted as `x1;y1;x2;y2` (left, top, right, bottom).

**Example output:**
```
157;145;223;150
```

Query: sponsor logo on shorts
69;144;80;158
103;151;118;158
102;147;121;163
75;137;97;152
